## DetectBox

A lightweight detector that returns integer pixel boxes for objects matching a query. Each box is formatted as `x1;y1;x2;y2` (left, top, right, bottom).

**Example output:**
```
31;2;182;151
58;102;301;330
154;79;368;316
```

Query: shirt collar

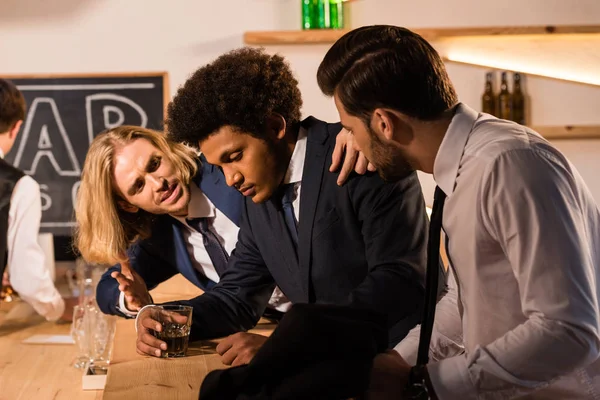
0;148;4;159
433;103;479;195
172;183;216;223
283;126;308;185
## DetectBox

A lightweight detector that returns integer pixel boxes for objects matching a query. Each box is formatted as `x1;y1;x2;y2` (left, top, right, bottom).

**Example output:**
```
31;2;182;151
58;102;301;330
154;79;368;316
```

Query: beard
368;126;414;183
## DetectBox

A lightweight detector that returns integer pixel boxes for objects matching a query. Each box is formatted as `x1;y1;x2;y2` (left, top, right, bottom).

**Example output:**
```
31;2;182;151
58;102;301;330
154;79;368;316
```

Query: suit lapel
193;155;243;227
297;117;330;302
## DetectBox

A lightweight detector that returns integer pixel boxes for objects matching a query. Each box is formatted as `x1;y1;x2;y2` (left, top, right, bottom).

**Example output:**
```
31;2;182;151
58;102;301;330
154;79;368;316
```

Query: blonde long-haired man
0;78;76;322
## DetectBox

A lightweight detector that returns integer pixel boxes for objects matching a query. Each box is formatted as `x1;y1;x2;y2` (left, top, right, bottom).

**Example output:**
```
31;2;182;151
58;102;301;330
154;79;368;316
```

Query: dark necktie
281;183;298;246
186;217;229;277
416;186;447;366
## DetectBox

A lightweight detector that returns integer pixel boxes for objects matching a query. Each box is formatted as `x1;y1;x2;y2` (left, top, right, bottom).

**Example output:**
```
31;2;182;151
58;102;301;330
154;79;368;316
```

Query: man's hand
330;128;376;186
58;296;79;322
135;306;189;357
135;307;167;357
2;272;10;288
216;332;268;366
111;260;151;311
365;350;411;400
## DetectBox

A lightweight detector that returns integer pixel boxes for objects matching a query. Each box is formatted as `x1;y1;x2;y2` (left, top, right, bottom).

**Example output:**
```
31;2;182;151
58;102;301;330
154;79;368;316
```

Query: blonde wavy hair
74;125;199;266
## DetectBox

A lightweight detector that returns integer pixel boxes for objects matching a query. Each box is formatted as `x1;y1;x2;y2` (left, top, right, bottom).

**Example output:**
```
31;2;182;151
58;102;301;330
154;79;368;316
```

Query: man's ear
117;200;139;213
8;120;23;140
372;109;395;141
373;108;413;145
266;113;287;141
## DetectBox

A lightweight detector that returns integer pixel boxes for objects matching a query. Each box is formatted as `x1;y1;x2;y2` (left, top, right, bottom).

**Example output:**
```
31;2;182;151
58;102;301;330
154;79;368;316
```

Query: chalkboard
2;73;168;259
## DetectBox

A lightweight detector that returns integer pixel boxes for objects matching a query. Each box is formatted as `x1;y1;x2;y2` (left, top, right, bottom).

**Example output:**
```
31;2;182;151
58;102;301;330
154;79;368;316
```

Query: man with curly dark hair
136;48;435;366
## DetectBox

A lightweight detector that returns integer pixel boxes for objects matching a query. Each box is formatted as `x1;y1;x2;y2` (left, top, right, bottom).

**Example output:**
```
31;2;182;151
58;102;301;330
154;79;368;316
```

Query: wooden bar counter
0;300;102;400
0;273;275;400
103;275;275;400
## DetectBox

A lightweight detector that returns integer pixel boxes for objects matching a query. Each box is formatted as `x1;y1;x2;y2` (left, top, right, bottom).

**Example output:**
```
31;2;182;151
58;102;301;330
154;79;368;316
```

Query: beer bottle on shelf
315;0;330;28
511;72;526;125
302;0;315;30
497;71;512;120
481;72;496;116
329;0;344;29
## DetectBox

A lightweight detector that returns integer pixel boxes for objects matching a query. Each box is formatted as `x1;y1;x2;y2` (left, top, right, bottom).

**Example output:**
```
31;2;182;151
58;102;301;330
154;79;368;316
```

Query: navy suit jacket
96;157;244;317
176;117;430;346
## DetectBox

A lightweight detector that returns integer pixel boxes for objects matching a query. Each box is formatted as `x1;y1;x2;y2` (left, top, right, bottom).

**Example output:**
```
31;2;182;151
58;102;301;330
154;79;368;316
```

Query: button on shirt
414;104;600;399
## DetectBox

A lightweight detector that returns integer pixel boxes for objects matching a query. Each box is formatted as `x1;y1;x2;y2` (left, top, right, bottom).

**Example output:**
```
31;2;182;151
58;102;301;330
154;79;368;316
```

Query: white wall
1;0;599;205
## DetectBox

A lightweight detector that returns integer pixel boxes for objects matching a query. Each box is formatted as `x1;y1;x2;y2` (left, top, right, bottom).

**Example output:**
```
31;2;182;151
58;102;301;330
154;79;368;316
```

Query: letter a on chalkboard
13;97;81;177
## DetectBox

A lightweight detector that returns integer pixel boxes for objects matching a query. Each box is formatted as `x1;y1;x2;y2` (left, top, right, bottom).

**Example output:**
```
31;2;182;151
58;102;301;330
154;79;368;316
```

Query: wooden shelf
534;125;600;140
244;29;349;45
244;25;600;45
243;26;600;137
244;25;600;87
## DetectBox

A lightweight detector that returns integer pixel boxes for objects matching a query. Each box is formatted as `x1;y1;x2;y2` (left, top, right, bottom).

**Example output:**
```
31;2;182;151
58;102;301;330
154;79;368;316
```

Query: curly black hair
166;47;303;146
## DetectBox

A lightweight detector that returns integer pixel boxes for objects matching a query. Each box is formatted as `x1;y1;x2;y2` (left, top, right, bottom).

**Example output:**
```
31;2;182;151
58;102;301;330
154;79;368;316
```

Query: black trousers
200;303;388;400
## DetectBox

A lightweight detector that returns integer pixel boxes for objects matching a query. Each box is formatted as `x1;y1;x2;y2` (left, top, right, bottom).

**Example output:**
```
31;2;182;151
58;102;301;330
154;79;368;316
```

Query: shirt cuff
117;291;139;317
134;304;155;333
394;331;419;365
428;355;477;400
44;296;65;322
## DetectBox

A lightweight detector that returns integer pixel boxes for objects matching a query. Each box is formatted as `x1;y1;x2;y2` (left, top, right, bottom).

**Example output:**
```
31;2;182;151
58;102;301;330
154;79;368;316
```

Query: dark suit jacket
176;117;430;346
96;158;244;317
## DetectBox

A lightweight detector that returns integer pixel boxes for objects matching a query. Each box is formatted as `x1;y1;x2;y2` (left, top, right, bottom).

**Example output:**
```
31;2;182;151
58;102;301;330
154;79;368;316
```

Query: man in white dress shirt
318;25;600;399
0;78;75;322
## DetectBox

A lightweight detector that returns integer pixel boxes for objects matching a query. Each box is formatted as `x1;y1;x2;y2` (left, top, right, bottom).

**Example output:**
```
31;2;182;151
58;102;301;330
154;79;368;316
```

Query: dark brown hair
317;25;457;123
166;47;303;146
0;79;26;133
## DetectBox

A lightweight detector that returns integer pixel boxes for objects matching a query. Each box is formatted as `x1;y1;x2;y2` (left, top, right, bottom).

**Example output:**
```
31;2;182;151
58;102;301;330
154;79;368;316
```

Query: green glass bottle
315;0;330;28
329;0;344;29
302;0;315;30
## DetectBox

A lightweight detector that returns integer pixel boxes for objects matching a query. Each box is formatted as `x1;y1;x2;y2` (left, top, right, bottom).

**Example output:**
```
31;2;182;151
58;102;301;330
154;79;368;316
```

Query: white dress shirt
2;150;64;321
282;126;308;222
173;183;240;285
121;177;292;314
398;104;600;399
395;268;464;365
